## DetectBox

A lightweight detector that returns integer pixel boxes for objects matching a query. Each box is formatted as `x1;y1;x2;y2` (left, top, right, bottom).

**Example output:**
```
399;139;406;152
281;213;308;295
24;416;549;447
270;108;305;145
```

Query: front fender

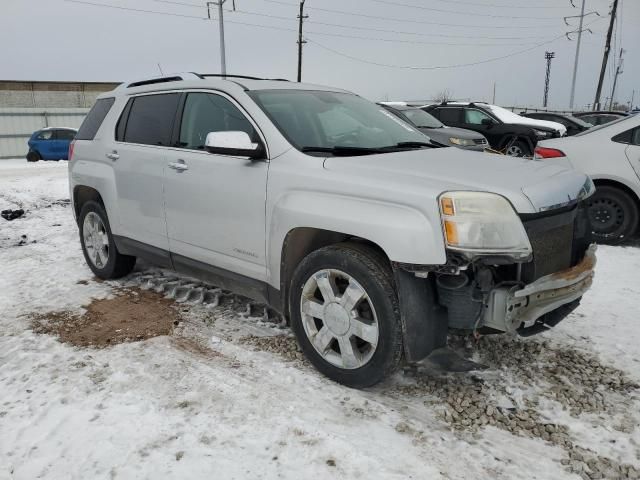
267;190;446;287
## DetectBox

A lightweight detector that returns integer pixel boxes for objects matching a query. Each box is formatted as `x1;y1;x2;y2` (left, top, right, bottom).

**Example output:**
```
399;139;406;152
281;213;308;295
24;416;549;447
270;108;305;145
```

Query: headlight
534;129;552;139
439;191;532;258
449;137;475;147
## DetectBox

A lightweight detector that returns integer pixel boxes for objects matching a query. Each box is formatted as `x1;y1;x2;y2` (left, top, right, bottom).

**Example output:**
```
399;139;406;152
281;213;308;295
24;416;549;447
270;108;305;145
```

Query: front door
163;91;269;282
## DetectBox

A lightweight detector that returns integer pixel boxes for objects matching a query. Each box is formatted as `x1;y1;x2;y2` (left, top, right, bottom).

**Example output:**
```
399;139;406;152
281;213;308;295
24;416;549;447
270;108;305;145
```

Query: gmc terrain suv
69;74;596;388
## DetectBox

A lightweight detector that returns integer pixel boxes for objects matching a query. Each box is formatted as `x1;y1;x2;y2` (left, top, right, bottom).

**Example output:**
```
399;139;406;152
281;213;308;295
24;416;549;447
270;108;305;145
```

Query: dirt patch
239;334;305;363
31;288;179;348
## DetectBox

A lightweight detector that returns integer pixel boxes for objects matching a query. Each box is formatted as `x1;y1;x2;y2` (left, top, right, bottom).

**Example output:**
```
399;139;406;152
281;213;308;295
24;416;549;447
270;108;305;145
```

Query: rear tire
289;242;403;388
79;201;136;279
26;151;41;162
587;186;639;245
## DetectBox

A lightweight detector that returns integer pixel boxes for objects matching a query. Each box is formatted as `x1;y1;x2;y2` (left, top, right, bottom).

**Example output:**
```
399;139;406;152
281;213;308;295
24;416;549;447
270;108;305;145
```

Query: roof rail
195;73;290;82
120;72;202;89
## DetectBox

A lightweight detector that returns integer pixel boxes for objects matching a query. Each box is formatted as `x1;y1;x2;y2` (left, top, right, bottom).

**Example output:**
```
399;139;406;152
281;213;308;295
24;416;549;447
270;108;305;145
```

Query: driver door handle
168;160;189;172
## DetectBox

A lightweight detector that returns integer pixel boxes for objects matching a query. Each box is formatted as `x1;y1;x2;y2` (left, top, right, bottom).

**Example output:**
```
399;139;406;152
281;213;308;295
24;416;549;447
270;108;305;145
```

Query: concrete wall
0;81;119;159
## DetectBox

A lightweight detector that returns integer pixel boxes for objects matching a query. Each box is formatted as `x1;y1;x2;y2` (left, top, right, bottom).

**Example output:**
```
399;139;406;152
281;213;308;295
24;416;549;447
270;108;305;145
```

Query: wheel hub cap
323;302;351;336
83;212;109;269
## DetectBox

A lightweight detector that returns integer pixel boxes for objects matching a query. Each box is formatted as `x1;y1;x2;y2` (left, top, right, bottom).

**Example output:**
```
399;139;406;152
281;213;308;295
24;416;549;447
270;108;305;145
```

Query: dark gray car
380;104;488;151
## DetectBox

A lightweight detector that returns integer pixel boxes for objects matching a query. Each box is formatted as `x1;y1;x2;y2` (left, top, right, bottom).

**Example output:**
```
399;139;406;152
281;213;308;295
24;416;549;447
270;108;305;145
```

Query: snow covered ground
1;158;639;480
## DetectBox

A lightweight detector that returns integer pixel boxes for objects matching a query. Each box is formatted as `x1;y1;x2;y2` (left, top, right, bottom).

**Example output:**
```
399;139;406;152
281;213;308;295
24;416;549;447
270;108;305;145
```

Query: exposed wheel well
592;179;640;209
279;228;390;316
73;186;105;223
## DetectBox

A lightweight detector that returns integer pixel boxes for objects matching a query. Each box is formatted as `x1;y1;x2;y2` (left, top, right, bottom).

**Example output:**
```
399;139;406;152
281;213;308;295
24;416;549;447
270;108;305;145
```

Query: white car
536;115;640;244
69;73;596;388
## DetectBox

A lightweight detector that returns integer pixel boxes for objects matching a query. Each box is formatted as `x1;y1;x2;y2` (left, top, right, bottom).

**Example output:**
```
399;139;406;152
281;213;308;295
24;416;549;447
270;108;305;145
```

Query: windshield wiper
300;146;385;156
384;141;436;149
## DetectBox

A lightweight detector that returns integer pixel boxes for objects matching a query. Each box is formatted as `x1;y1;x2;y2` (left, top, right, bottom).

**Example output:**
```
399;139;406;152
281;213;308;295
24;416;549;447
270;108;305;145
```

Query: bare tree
433;89;454;103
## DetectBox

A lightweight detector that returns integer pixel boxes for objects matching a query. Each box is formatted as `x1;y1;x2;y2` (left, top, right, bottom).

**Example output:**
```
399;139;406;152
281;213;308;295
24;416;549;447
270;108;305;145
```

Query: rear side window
76;97;115;140
123;93;181;146
612;129;633;144
438;108;462;123
56;130;76;141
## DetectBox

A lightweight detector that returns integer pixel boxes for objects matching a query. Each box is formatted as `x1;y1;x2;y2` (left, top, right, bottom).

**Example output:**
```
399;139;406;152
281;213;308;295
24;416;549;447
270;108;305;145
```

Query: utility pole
296;0;308;82
492;82;496;104
543;52;555;108
594;0;619;111
207;0;236;77
568;0;586;109
609;48;625;110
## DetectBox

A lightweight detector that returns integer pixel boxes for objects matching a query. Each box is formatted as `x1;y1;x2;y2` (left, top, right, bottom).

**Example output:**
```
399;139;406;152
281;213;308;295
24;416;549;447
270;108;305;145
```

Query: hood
486;105;567;135
421;126;485;141
323;147;589;214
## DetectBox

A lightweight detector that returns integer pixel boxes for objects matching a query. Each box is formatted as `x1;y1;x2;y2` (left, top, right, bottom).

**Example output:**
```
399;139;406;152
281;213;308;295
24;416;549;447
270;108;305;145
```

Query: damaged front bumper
484;244;597;334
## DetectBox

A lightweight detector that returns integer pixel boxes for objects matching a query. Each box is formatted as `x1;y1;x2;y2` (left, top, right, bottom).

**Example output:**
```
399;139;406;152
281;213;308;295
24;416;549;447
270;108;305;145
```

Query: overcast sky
2;0;638;110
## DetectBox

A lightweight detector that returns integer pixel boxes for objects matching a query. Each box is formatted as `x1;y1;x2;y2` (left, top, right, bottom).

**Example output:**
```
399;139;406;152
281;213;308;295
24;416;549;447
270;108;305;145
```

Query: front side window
123;93;181;146
249;90;428;153
36;130;53;140
464;109;493;125
179;93;256;150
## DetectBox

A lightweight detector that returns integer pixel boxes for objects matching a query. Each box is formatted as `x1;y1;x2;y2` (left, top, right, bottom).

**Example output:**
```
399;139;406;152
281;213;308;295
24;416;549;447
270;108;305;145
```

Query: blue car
27;127;77;162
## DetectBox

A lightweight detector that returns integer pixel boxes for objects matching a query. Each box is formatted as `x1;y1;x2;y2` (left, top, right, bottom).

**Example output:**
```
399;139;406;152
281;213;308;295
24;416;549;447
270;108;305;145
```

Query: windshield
249;90;431;154
400;108;444;128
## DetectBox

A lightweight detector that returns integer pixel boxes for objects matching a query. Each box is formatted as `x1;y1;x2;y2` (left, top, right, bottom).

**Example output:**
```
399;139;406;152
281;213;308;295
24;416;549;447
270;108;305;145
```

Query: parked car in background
536;114;640;244
424;102;565;157
27;127;77;162
69;73;596;388
379;103;488;151
573;111;629;126
521;112;592;136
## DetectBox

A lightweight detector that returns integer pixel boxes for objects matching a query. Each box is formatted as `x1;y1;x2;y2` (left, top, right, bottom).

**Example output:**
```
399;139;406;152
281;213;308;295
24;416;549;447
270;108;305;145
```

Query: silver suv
69;73;596;388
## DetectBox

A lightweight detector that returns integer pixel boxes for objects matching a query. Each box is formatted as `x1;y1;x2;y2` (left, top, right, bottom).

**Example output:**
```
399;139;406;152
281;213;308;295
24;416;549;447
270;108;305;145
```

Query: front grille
474;138;488;145
520;202;591;283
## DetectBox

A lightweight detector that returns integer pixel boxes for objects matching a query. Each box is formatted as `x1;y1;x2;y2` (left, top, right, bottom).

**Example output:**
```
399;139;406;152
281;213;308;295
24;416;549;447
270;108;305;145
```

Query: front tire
79;201;136;279
505;140;530;157
587;186;639;244
289;243;403;388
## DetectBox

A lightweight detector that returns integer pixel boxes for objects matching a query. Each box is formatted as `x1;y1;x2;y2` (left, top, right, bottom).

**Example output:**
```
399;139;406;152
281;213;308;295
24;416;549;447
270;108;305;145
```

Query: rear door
163;90;269;282
625;128;640;181
112;92;181;251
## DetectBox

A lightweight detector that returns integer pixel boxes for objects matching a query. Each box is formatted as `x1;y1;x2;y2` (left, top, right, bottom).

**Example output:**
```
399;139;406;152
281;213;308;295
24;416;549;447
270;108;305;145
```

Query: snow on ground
0;158;639;480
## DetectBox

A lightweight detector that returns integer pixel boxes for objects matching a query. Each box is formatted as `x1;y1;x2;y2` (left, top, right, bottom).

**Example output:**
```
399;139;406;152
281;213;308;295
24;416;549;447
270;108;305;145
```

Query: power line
364;0;566;19
306;33;566;71
230;9;554;40
262;0;562;29
63;0;561;48
409;0;577;8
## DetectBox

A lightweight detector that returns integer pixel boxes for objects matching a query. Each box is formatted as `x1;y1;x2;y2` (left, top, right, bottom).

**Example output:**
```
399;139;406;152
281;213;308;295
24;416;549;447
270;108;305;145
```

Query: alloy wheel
300;269;379;370
83;212;110;269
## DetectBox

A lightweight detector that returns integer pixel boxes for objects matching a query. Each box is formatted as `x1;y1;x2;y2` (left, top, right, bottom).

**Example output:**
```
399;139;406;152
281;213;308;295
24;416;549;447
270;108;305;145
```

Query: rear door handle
168;160;189;172
105;151;119;161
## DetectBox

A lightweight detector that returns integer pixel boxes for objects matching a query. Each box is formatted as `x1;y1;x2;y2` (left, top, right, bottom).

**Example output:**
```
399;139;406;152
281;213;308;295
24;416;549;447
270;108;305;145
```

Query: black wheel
587;186;639;245
289;242;403;388
505;140;530;157
79;201;136;279
26;151;41;162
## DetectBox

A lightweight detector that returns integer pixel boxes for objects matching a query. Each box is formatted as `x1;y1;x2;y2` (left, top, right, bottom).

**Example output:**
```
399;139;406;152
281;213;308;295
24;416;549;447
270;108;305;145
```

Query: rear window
76;97;115;140
122;93;181;146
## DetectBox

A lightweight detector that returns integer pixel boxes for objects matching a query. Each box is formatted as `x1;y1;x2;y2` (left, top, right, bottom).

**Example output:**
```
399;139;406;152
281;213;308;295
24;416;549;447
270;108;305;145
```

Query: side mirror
205;131;265;160
481;118;494;126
